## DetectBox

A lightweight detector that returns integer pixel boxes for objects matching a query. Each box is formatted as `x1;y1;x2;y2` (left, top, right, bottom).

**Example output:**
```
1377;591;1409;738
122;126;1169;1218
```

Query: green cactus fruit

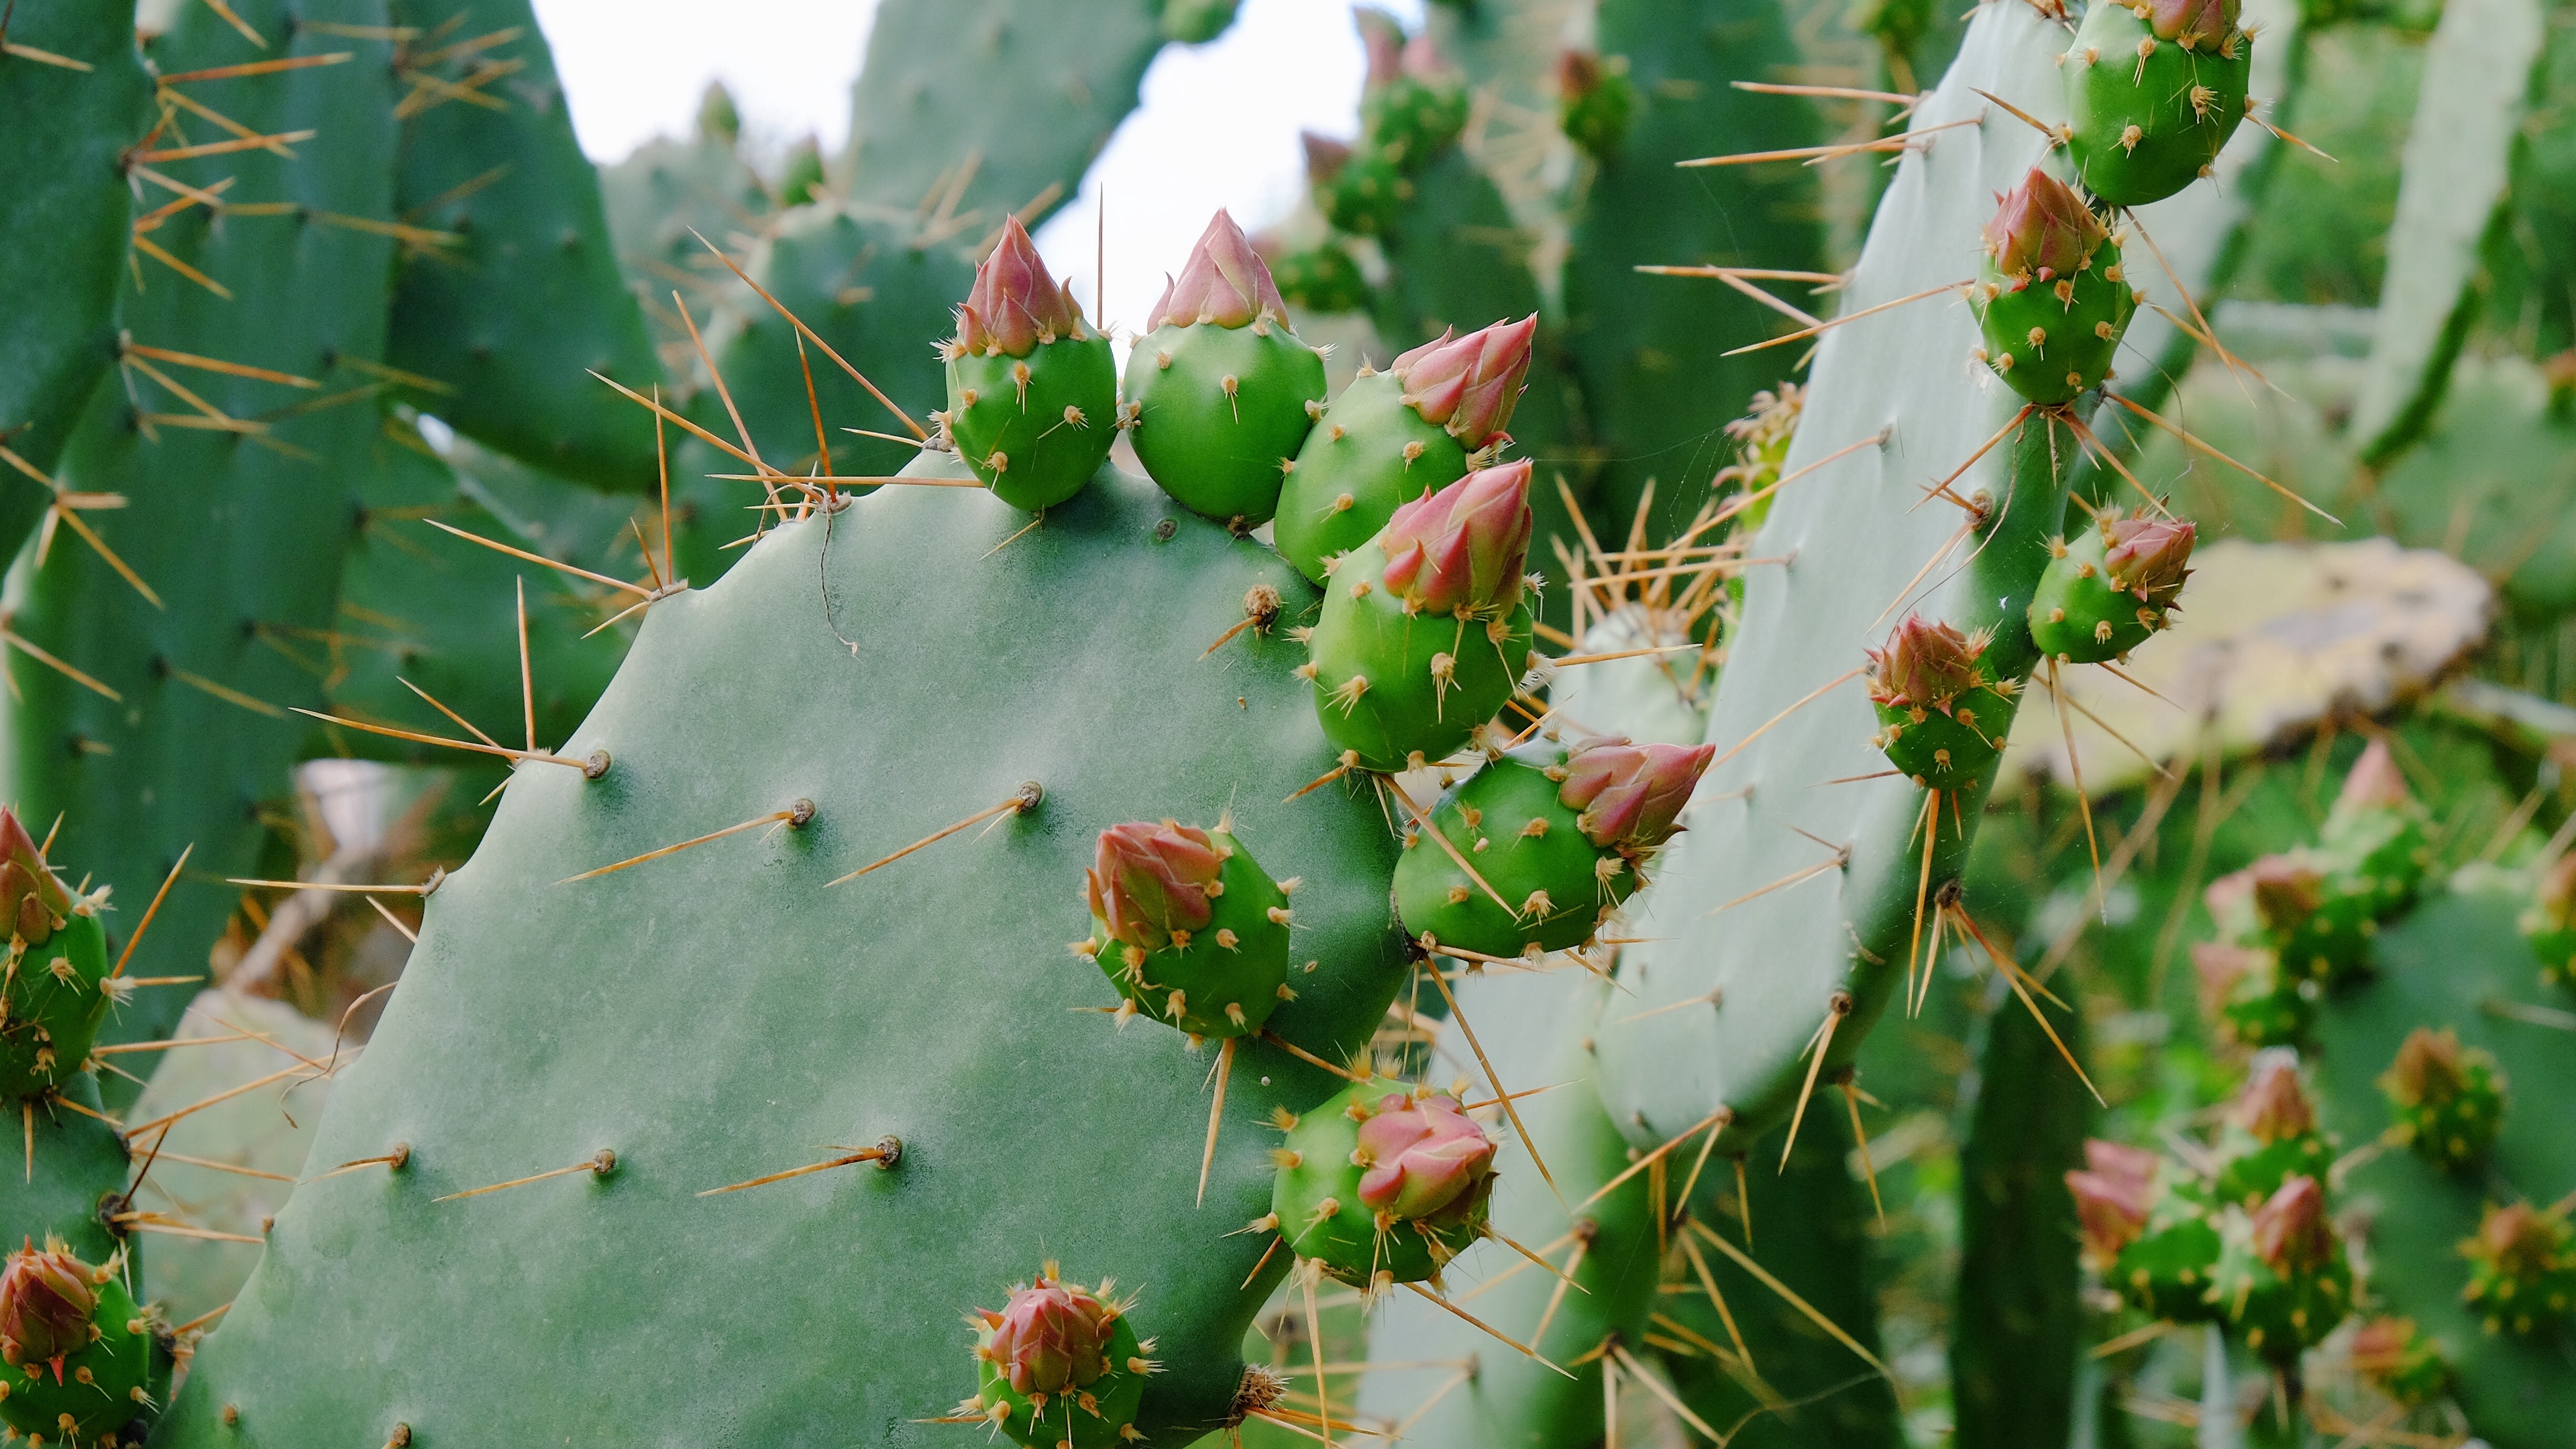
2318;740;2430;920
1306;131;1405;237
1161;0;1240;44
2070;1138;2225;1321
1265;241;1371;317
2348;1316;2451;1407
2210;1175;2352;1364
1555;50;1635;159
943;217;1116;511
1354;10;1466;170
1392;737;1713;959
2027;508;2194;663
1867;615;2023;786
1970;168;2137;406
2062;0;2255;207
2209;1053;2333;1210
1;810;115;1102
1121;212;1327;527
1274;317;1534;583
2459;1201;2576;1335
1303;461;1538;772
2237;853;2374;984
0;1240;156;1448
2516;852;2576;987
959;1268;1151;1449
1266;1079;1497;1287
2379;1026;2506;1172
1079;820;1292;1039
2194;941;2315;1046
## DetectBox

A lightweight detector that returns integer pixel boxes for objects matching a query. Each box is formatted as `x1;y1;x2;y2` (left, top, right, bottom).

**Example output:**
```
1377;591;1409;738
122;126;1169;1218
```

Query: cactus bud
981;1277;1116;1395
0;1239;96;1369
2100;513;2194;604
953;217;1086;358
1379;460;1534;614
1390;317;1536;448
2065;1140;2155;1268
0;808;70;947
1300;131;1354;184
2333;739;2411;816
2461;1201;2576;1334
2147;0;2237;40
1144;210;1290;331
1087;822;1223;952
1982;168;2107;282
2349;1317;2449;1406
2249;1175;2334;1272
2381;1027;2506;1172
1354;1091;1495;1220
2229;1053;2316;1143
1866;616;1988;715
1557;738;1715;849
1555;48;1635;158
1354;5;1405;92
2245;855;2324;934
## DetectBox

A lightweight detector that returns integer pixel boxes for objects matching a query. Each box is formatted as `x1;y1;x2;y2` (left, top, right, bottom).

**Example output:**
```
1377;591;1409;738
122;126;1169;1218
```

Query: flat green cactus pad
154;458;1411;1445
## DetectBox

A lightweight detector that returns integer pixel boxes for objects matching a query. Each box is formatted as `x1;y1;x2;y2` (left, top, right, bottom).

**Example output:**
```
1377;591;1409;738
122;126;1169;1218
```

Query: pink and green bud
1146;209;1291;331
1391;316;1536;448
2334;739;2412;816
2466;1202;2573;1281
1355;1091;1495;1220
1354;6;1404;91
2249;1176;2334;1272
1;1238;96;1369
1300;131;1354;184
0;806;69;947
1086;821;1223;952
1379;459;1534;615
2147;0;2239;42
2229;1053;2316;1142
2191;940;2261;1014
1558;738;1715;849
2247;855;2324;932
953;216;1087;358
2102;513;2194;604
1982;168;2108;282
2383;1026;2470;1107
2065;1172;2151;1268
979;1277;1115;1395
1866;616;1988;714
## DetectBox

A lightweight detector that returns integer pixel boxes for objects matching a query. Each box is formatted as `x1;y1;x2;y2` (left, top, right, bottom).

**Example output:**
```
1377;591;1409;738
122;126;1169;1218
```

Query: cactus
944;218;1117;510
0;1238;161;1448
0;0;150;559
2063;0;2257;208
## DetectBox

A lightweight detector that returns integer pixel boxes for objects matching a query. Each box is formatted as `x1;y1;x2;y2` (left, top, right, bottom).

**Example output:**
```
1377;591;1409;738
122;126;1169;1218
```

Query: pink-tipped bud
1558;737;1715;849
2230;1052;2316;1142
1087;821;1224;952
1556;48;1605;99
954;217;1086;358
1301;131;1354;183
1379;460;1534;614
1;1239;96;1369
2149;0;2238;41
1982;168;2108;282
2383;1026;2469;1107
2250;1175;2335;1272
1866;616;1988;715
2247;855;2324;932
2334;739;2412;816
2086;1137;2161;1191
1391;316;1536;447
0;807;69;947
2347;1316;2418;1373
1354;7;1404;90
982;1277;1116;1395
2102;513;2194;605
1146;210;1292;331
2192;940;2262;1016
2066;1175;2150;1268
1356;1091;1495;1220
2467;1202;2572;1281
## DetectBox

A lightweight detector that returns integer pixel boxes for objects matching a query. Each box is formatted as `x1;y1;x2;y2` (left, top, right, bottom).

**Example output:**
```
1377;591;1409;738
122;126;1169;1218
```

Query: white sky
537;0;1425;341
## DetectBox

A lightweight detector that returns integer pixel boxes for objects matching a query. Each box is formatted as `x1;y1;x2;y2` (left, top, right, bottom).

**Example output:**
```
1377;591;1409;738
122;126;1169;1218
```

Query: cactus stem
697;1136;902;1197
2102;392;2341;527
1778;992;1853;1170
1686;1218;1892;1377
559;802;814;884
1257;1028;1373;1084
1708;665;1866;774
1197;1036;1234;1208
1401;1278;1572;1377
433;1147;619;1203
823;784;1042;887
1722;279;1971;358
1419;958;1564;1210
2045;658;2108;916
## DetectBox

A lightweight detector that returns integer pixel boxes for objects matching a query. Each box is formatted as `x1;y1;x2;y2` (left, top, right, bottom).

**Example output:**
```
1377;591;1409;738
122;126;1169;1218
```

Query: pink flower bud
981;1277;1116;1395
953;217;1087;358
2066;1171;2150;1267
0;807;68;947
2148;0;2238;42
2249;1175;2334;1273
1086;821;1223;952
2191;940;2261;1018
2333;739;2412;816
2246;855;2322;932
2467;1202;2572;1281
2229;1053;2316;1142
1556;48;1605;100
1;1239;96;1370
1146;210;1292;331
1301;131;1354;184
1354;6;1404;91
1866;616;1988;714
1982;168;2108;282
1558;737;1715;849
1356;1091;1495;1220
1379;460;1534;614
2383;1026;2469;1107
2102;513;2194;604
1391;316;1536;447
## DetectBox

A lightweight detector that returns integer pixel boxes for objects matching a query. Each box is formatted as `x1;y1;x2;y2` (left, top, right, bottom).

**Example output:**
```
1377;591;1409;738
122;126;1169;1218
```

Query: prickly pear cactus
943;219;1116;511
2062;0;2255;207
148;451;1417;1444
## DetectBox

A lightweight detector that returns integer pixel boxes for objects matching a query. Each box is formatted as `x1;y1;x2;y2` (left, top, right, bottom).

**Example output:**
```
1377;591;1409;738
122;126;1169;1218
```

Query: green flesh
971;1305;1148;1449
1974;237;2137;408
0;1271;154;1447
